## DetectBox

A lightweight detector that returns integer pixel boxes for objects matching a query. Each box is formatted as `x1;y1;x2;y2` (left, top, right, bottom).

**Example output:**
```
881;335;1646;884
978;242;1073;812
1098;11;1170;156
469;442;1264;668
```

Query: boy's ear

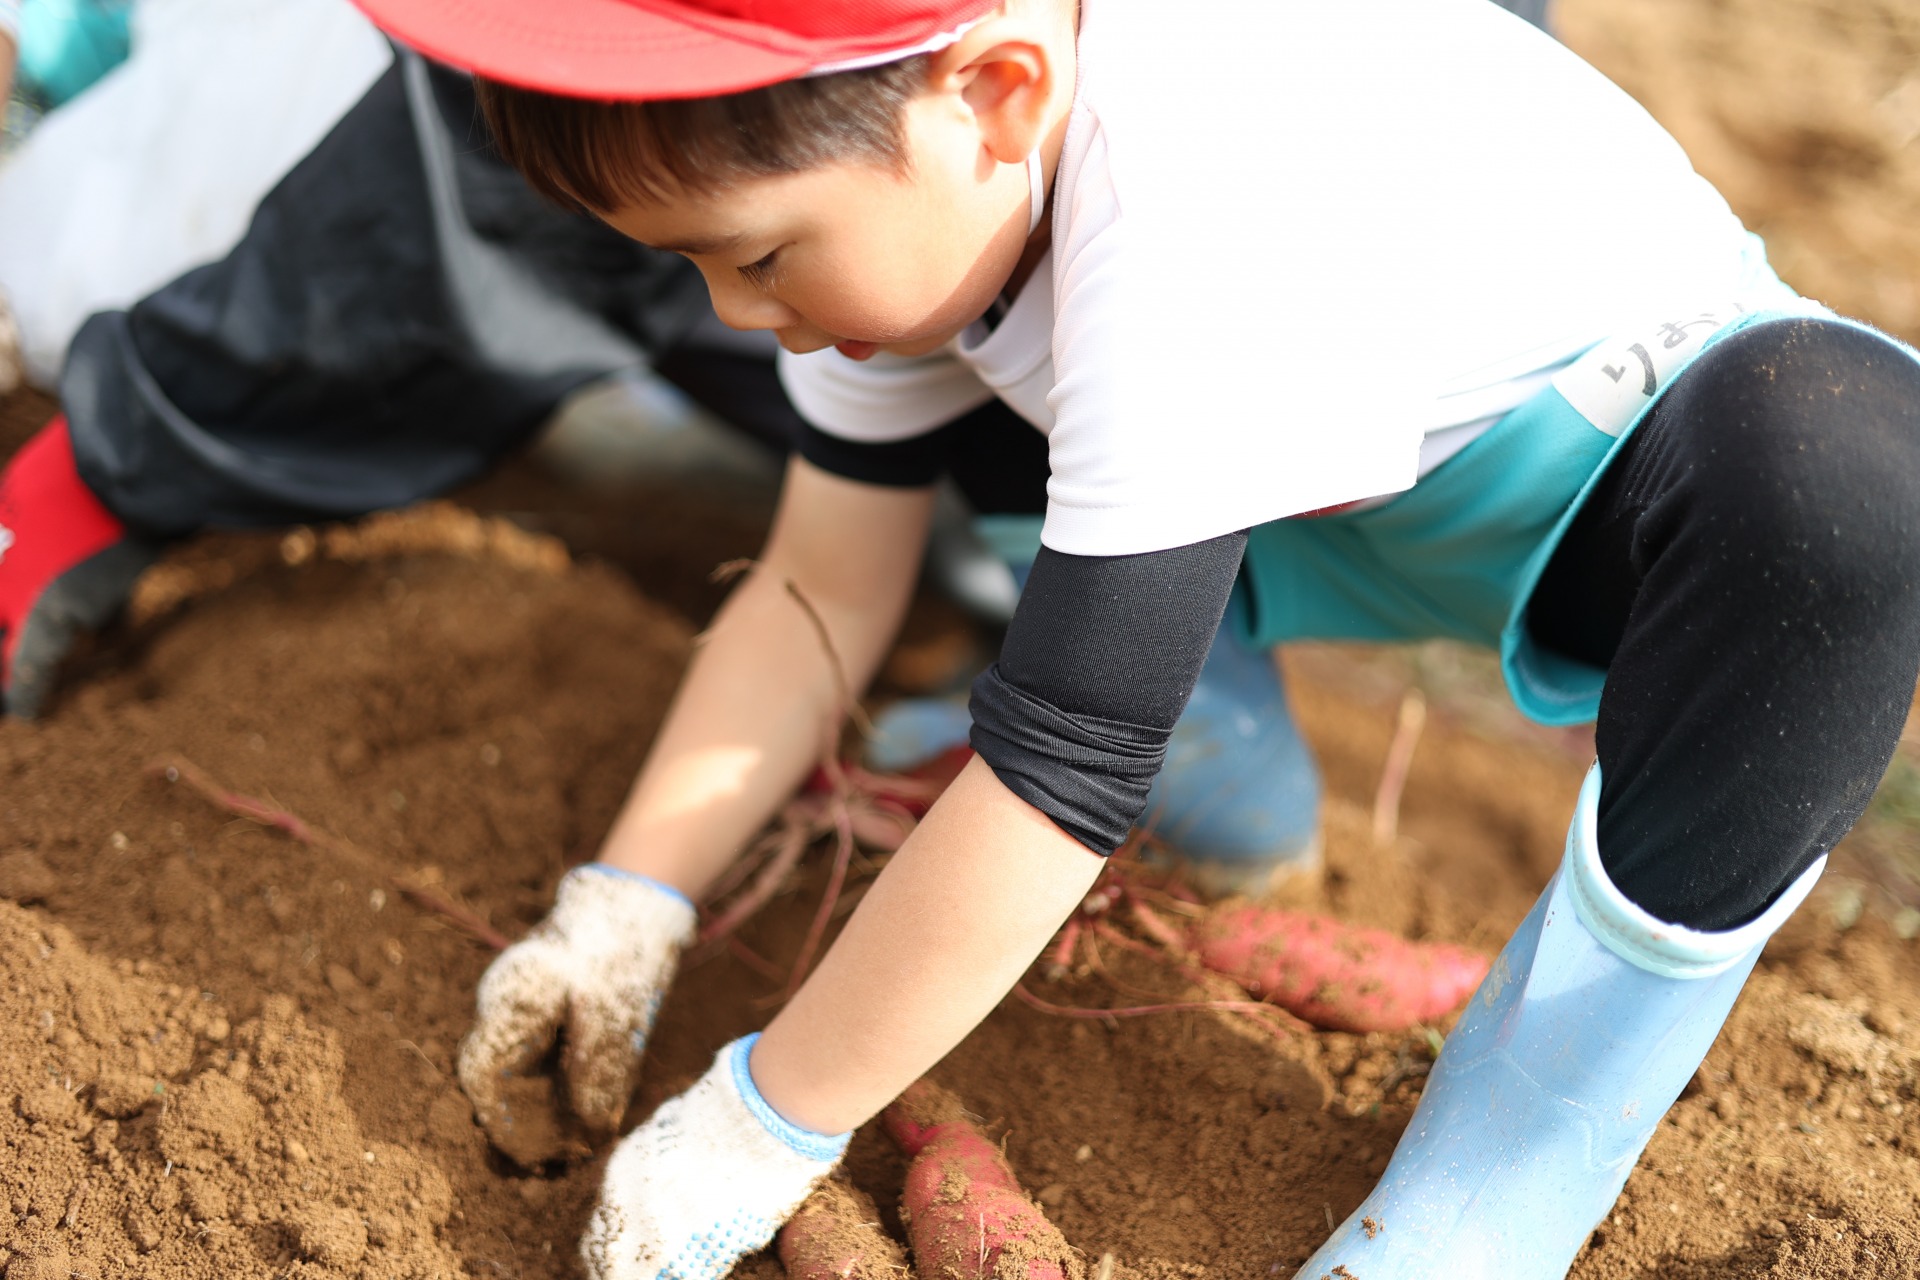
927;20;1058;165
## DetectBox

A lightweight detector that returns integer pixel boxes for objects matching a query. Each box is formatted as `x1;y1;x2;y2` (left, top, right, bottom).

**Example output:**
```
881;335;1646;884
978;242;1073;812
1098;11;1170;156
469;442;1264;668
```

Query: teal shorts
17;0;133;107
1233;300;1884;726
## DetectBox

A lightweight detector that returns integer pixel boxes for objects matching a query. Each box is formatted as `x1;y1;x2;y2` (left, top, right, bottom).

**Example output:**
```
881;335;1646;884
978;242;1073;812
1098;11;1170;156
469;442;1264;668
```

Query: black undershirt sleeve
968;531;1249;854
794;418;955;488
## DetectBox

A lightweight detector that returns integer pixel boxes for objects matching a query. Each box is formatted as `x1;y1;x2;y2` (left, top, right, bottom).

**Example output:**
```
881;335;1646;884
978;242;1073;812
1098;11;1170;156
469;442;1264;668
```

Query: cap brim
351;0;813;99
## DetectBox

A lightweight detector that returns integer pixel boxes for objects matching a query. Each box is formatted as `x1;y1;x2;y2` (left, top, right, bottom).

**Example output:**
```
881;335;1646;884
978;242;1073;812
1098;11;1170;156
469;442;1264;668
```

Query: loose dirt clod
0;901;461;1278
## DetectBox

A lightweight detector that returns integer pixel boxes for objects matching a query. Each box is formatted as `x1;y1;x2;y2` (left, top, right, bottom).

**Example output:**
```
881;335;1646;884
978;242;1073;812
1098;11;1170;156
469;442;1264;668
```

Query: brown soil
0;492;1914;1280
3;3;1920;1278
1559;0;1920;345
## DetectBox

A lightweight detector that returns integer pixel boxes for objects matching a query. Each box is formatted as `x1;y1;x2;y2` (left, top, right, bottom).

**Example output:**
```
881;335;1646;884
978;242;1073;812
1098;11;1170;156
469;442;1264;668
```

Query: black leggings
1530;317;1920;929
972;317;1920;926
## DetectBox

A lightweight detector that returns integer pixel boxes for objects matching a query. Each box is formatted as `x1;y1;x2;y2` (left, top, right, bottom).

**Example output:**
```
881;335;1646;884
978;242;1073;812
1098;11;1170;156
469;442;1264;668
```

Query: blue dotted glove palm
580;1035;850;1280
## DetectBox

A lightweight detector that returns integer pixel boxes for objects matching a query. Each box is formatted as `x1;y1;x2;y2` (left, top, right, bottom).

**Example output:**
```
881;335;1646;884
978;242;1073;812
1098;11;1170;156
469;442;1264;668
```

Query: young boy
351;1;1920;1277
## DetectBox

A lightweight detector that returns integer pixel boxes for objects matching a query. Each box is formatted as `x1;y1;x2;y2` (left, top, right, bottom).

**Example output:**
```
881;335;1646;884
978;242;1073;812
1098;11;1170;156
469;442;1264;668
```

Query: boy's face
604;100;1039;363
601;11;1071;362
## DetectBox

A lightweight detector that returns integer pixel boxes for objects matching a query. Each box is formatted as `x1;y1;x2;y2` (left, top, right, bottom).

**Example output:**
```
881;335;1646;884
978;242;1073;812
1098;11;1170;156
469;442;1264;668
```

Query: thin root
698;807;815;948
1371;689;1428;847
147;755;512;951
781;784;858;1001
1012;981;1296;1044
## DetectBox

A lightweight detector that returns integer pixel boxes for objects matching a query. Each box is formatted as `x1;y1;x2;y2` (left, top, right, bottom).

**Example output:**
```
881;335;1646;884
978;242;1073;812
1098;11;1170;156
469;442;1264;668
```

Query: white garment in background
0;0;390;386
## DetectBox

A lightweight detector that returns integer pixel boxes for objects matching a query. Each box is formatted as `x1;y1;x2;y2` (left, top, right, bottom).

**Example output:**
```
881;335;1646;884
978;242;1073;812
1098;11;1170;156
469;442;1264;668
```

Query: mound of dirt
0;505;693;1278
0;901;461;1279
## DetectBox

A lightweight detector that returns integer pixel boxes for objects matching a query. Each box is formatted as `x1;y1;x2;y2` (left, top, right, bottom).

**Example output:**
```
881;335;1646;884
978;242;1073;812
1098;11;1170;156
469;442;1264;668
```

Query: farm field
3;2;1920;1276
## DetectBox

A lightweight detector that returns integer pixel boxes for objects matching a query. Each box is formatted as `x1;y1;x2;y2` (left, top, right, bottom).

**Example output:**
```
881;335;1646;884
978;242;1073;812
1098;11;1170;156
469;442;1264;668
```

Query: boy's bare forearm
593;568;867;894
750;754;1104;1136
593;459;934;899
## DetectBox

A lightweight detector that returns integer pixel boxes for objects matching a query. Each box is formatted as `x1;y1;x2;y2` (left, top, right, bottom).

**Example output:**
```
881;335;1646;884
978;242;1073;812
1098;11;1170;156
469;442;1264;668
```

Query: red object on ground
884;1079;1078;1280
0;417;126;689
349;0;1001;100
804;744;973;819
1188;906;1491;1034
777;1181;908;1280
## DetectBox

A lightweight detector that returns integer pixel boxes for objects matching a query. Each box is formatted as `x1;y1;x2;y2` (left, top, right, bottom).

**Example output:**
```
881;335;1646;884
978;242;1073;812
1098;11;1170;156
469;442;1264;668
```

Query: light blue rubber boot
1296;766;1826;1280
1143;588;1322;896
872;515;1322;892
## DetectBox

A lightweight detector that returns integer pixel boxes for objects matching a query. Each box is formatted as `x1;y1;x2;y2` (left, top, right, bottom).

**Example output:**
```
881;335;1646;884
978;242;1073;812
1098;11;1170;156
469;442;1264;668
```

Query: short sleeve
1037;1;1760;559
0;1;21;41
793;419;954;489
777;345;997;445
1037;95;1427;558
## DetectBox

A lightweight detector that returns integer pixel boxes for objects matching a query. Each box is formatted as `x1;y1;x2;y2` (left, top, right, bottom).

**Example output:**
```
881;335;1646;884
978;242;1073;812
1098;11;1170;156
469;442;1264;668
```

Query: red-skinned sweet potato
1189;905;1489;1033
883;1080;1079;1280
778;1180;909;1280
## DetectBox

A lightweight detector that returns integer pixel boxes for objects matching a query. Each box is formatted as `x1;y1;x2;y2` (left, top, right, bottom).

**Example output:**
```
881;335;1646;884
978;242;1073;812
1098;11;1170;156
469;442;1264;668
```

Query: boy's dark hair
477;59;931;213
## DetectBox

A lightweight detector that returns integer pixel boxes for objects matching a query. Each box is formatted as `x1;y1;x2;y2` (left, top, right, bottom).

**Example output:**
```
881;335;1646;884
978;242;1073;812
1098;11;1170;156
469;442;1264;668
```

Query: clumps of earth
0;901;461;1280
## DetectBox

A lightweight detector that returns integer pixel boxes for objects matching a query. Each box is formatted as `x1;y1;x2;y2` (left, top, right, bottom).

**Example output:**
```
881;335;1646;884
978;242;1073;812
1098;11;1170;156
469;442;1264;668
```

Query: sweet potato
778;1180;910;1280
883;1080;1079;1280
1189;905;1489;1033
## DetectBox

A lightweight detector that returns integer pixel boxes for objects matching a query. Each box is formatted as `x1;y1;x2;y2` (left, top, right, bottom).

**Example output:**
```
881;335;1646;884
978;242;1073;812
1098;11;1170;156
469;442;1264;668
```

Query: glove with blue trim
580;1035;850;1280
459;864;697;1140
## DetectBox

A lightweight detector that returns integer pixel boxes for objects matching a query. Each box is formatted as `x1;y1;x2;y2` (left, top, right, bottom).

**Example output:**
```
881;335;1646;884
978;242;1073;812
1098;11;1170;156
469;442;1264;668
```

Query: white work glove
581;1034;850;1280
459;865;697;1137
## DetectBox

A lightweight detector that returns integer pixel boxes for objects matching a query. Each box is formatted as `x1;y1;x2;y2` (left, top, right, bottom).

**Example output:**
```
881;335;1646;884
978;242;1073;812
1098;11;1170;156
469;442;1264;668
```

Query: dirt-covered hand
459;864;697;1139
0;417;157;719
580;1035;849;1280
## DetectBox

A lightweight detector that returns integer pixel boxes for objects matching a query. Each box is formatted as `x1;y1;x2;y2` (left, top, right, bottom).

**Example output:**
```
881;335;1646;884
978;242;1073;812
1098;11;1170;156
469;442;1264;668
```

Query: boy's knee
1655;318;1920;601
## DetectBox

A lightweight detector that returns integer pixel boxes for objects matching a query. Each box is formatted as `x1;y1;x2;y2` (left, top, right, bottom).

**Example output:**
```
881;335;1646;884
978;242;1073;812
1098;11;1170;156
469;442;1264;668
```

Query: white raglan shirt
780;0;1784;557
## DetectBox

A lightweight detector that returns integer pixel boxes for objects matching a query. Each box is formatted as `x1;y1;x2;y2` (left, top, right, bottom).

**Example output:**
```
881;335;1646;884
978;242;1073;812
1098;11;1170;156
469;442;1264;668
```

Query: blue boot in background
1144;586;1322;896
872;515;1323;896
1296;765;1826;1280
864;515;1033;776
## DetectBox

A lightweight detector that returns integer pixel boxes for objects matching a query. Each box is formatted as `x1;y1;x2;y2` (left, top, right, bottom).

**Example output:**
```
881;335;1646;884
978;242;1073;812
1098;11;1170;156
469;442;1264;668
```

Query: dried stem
696;560;933;998
1089;922;1310;1034
1045;918;1084;979
782;789;859;1001
701;824;787;908
1371;689;1428;847
1122;892;1190;955
726;936;788;984
697;805;815;947
712;559;873;738
1079;927;1187;1004
1012;982;1295;1043
147;755;512;951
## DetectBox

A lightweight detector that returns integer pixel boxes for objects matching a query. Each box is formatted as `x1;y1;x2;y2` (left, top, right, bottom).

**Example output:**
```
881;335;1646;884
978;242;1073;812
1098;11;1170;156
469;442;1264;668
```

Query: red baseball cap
350;0;1003;100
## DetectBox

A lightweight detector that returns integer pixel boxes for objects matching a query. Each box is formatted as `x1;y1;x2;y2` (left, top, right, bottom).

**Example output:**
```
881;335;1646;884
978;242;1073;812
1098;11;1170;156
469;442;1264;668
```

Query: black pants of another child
1530;317;1920;930
53;50;1045;537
